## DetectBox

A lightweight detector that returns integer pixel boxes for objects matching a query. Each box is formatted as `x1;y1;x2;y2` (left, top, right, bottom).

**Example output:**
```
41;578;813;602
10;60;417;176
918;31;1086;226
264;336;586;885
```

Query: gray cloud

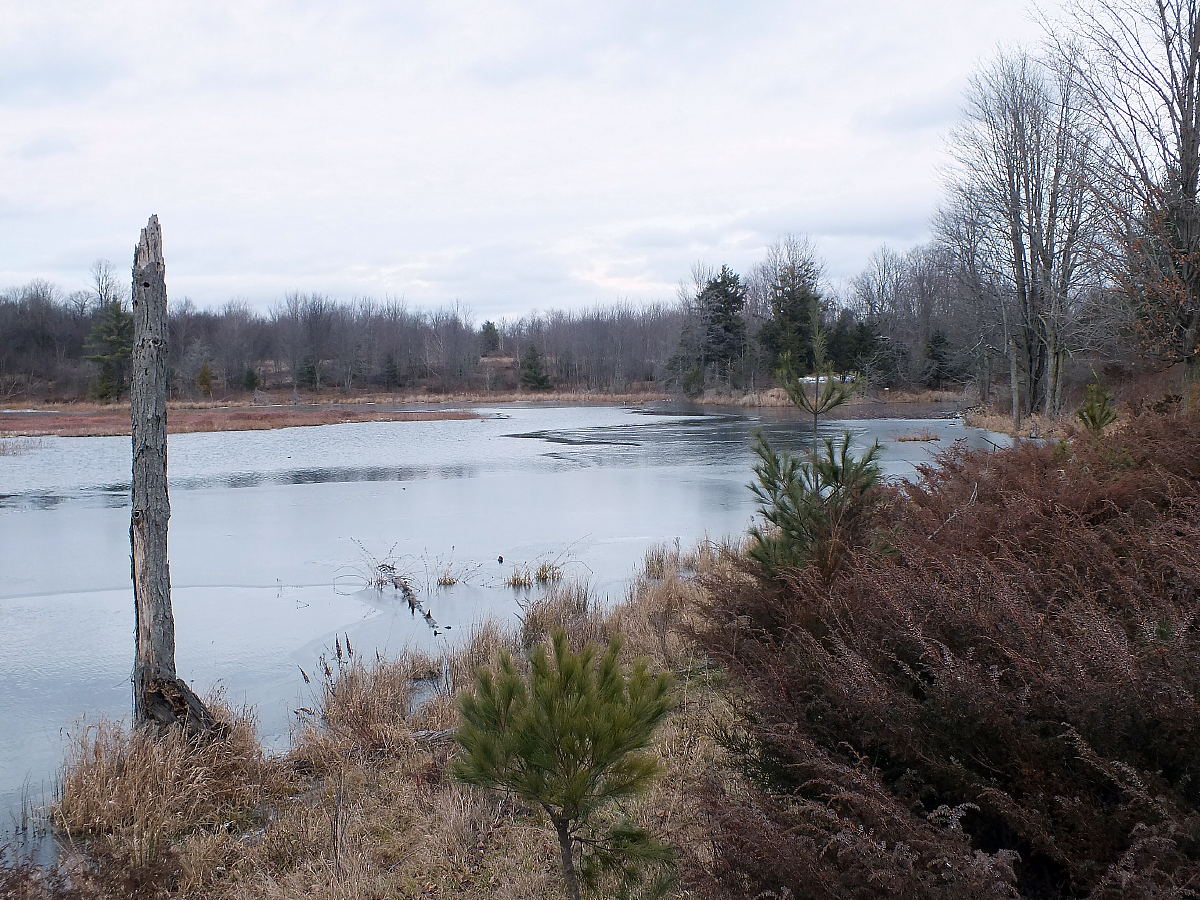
0;0;1055;315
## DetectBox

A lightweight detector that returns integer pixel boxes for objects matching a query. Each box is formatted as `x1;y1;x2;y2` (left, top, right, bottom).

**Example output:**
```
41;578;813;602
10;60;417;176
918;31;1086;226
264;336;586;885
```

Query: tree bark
552;817;582;900
1009;333;1022;434
130;215;221;735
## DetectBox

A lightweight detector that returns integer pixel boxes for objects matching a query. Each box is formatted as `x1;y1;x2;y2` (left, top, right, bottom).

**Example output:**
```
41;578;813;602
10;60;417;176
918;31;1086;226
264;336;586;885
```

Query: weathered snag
129;214;221;734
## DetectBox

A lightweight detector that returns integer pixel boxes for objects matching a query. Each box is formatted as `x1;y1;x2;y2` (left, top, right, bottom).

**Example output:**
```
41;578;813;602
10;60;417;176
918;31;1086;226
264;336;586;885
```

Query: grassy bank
14;545;735;899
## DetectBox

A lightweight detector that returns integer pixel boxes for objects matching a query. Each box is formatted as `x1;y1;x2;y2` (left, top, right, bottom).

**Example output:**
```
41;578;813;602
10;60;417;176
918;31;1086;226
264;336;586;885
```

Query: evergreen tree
242;367;260;392
1077;382;1118;437
697;265;747;384
520;343;552;391
777;295;858;432
479;320;500;356
381;354;400;389
85;300;134;401
758;258;823;370
454;631;675;900
195;361;215;398
298;357;319;390
921;330;955;388
750;431;883;580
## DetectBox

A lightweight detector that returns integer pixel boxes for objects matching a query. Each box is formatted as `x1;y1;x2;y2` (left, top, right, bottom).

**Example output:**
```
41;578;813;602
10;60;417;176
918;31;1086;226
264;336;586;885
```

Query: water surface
0;403;1006;829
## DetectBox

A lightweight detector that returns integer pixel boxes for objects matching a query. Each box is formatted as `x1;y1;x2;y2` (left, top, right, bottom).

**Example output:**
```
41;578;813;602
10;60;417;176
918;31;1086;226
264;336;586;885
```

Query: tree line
4;0;1199;412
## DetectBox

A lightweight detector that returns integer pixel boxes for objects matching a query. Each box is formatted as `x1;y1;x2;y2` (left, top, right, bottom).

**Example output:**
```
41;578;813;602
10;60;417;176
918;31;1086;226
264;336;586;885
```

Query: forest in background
5;4;1200;426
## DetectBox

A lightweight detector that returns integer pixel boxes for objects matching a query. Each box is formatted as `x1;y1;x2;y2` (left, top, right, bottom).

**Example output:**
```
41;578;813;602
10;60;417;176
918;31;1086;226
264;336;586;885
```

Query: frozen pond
0;403;1006;830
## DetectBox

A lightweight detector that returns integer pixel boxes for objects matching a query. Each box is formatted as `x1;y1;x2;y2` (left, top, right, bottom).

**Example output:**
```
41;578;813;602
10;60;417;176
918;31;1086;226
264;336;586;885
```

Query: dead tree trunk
130;215;221;735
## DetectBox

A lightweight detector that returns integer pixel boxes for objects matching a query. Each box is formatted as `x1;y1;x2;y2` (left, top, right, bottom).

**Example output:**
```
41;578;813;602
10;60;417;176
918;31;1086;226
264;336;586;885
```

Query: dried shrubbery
697;412;1200;899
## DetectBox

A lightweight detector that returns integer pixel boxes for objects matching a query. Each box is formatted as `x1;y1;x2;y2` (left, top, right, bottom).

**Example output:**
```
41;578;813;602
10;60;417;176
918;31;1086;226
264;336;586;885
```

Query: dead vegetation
26;547;730;900
962;406;1076;439
504;566;533;589
0;406;479;438
894;430;941;442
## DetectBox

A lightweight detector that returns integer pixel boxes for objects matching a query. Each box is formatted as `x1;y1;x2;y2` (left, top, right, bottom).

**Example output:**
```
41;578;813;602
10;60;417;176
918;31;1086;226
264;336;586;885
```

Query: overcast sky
0;1;1055;320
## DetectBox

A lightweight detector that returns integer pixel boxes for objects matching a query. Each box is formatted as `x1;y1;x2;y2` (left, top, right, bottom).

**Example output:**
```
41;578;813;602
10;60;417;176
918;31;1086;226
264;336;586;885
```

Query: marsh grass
44;544;729;899
504;566;533;589
532;561;562;583
894;430;941;442
52;698;294;895
0;407;479;438
962;406;1074;439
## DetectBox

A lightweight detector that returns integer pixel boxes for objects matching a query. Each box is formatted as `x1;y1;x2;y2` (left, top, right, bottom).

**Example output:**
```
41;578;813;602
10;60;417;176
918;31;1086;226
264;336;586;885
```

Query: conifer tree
697;265;747;384
749;431;883;580
1077;382;1118;437
454;631;675;900
195;361;215;398
480;320;501;356
777;295;858;432
922;330;954;388
759;256;822;369
85;299;134;401
520;343;552;391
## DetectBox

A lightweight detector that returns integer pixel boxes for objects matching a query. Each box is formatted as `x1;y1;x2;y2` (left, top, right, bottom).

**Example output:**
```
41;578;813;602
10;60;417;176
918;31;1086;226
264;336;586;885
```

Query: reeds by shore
27;545;732;900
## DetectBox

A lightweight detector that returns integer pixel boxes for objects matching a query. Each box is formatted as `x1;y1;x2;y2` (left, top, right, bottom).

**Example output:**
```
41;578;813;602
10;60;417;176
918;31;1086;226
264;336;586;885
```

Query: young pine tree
1077;382;1118;437
454;631;675;900
776;296;858;433
749;431;883;581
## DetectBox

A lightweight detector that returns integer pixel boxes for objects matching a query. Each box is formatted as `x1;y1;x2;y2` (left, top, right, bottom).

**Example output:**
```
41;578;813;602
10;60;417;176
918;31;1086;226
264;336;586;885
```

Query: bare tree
1052;0;1200;404
90;258;122;310
944;50;1101;418
129;215;220;734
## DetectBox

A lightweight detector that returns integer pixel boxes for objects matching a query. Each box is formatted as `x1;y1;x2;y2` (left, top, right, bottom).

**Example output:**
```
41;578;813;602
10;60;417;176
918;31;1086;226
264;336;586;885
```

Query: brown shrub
697;412;1200;898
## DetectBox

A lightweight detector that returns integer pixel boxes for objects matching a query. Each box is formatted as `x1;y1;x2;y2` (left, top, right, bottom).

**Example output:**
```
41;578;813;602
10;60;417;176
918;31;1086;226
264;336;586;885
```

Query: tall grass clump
697;410;1200;898
295;640;446;767
54;704;288;894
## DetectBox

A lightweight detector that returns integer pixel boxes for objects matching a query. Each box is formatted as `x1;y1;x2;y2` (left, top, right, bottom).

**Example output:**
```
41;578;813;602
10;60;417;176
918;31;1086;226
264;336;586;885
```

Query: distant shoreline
0;386;969;438
0;404;481;438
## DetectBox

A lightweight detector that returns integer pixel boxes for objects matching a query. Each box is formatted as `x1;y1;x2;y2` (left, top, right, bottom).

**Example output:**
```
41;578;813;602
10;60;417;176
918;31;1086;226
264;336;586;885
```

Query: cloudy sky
1;1;1054;319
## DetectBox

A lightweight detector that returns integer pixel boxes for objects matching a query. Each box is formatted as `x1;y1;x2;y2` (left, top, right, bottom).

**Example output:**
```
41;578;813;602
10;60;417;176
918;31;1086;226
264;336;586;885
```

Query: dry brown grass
45;546;736;899
53;700;296;896
503;566;532;589
962;407;1076;439
532;561;562;584
894;430;941;442
0;407;479;438
704;385;968;409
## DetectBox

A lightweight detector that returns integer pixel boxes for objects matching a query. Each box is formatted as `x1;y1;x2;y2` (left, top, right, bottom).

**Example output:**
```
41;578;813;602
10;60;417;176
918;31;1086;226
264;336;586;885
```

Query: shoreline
0;406;481;438
1;387;971;438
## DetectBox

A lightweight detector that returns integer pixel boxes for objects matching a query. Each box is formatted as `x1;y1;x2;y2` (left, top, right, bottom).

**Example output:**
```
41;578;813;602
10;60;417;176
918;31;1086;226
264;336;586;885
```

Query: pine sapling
749;431;883;580
776;297;858;432
453;630;675;900
1077;382;1118;437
